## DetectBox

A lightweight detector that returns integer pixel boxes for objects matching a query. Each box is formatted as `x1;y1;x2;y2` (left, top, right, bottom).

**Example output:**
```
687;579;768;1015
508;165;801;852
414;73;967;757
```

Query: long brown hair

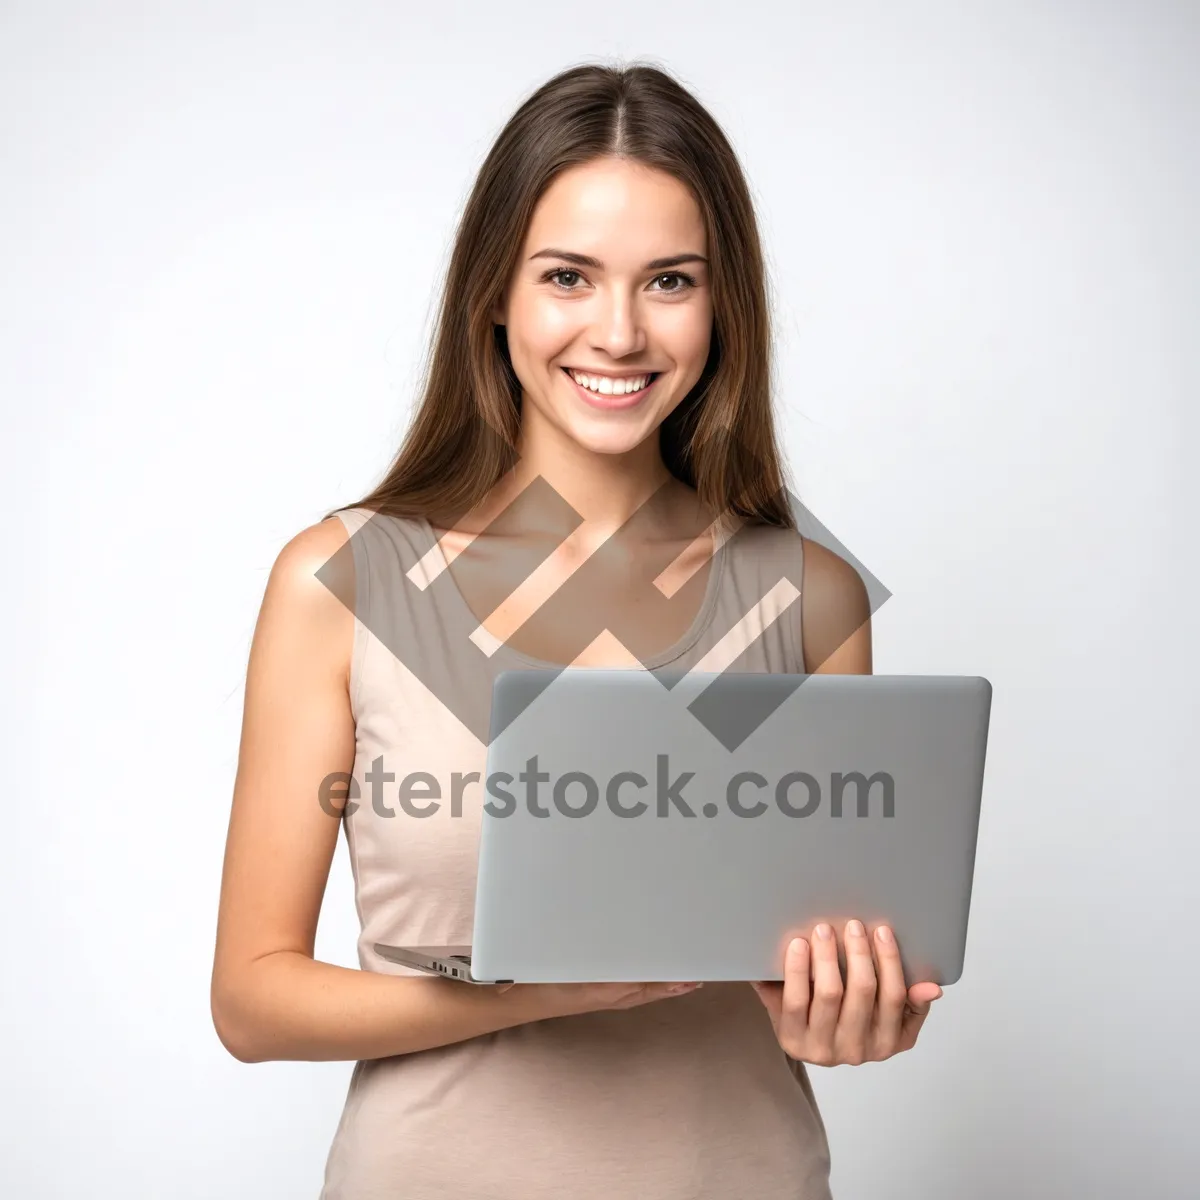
329;60;795;530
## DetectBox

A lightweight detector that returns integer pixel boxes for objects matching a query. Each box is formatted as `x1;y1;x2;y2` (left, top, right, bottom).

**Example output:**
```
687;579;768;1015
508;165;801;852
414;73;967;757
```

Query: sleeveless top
319;506;833;1200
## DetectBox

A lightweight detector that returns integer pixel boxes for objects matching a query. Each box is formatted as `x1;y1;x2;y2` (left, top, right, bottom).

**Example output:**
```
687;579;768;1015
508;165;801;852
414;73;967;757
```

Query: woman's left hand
750;919;943;1066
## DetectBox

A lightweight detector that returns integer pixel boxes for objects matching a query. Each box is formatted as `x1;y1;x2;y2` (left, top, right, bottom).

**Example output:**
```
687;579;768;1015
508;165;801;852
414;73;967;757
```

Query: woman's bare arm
209;516;548;1062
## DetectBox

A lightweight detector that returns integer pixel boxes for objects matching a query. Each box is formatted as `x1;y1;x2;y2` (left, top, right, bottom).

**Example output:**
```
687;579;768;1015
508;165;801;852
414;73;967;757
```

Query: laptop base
374;944;512;985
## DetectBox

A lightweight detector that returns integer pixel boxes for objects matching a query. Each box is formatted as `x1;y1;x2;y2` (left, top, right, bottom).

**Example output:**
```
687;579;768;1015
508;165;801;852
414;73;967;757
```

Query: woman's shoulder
734;522;865;603
256;513;357;629
728;523;870;667
255;507;404;658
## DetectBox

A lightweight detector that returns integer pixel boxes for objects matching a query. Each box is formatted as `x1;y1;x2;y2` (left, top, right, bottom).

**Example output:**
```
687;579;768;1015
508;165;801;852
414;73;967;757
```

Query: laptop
374;668;992;987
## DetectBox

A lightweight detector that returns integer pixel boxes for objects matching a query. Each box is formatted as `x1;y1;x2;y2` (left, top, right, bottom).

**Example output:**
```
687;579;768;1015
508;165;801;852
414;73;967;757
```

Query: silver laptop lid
470;669;991;985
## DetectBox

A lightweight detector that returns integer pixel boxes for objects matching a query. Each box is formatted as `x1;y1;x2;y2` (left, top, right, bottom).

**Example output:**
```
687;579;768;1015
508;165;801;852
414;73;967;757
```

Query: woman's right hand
497;980;704;1020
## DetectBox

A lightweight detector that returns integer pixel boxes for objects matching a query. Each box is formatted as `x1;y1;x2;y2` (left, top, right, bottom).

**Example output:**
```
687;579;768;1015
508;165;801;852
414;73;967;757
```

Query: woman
211;61;943;1198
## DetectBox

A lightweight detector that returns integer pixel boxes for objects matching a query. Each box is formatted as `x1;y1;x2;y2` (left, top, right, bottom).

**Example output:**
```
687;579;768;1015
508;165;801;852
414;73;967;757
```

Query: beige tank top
320;506;833;1199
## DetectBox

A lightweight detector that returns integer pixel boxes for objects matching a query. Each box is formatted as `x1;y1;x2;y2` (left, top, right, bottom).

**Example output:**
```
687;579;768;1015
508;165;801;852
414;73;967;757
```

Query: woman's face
495;156;713;460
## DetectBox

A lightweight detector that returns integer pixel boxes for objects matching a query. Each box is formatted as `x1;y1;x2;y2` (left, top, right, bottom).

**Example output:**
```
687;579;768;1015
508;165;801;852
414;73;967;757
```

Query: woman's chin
562;422;655;457
523;397;661;458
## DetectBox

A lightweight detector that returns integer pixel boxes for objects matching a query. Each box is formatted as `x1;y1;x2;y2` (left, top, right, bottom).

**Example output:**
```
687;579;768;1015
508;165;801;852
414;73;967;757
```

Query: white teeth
569;370;650;395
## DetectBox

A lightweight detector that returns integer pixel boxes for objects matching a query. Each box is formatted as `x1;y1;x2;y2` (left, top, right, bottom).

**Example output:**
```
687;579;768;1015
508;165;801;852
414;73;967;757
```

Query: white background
4;2;1197;1196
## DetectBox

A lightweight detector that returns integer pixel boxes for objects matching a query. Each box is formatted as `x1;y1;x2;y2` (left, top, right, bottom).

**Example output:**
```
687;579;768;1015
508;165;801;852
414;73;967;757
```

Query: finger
870;924;908;1051
909;981;943;1006
836;920;877;1062
806;924;842;1052
638;981;703;1006
898;982;942;1046
606;983;656;1010
778;937;811;1044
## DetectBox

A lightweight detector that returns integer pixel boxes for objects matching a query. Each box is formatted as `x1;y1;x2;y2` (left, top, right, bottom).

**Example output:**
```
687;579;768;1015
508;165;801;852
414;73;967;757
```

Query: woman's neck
510;416;682;539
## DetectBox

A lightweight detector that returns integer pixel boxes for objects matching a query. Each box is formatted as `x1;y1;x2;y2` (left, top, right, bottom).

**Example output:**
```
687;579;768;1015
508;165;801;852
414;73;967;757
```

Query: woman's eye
650;272;695;293
547;269;582;289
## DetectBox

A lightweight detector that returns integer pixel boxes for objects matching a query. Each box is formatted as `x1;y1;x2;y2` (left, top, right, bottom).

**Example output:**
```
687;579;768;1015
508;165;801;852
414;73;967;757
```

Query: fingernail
815;923;832;940
876;926;893;945
847;920;864;938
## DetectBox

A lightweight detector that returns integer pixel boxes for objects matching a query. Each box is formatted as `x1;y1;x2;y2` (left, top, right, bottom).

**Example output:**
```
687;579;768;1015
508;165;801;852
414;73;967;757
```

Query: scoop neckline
418;514;728;670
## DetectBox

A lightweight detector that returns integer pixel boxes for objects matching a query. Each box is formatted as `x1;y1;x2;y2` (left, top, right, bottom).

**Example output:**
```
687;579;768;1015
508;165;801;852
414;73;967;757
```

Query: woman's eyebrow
529;248;708;270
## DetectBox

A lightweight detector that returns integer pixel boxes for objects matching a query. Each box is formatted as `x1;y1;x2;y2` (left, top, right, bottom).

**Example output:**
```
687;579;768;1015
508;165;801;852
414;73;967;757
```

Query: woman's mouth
561;367;660;410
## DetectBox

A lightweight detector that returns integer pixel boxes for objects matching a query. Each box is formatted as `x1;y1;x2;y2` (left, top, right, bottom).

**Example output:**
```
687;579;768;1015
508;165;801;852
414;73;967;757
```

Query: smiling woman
330;62;789;532
211;59;921;1200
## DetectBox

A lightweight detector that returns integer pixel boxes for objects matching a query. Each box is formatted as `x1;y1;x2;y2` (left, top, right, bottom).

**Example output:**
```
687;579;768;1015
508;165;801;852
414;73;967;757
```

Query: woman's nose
590;291;646;358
